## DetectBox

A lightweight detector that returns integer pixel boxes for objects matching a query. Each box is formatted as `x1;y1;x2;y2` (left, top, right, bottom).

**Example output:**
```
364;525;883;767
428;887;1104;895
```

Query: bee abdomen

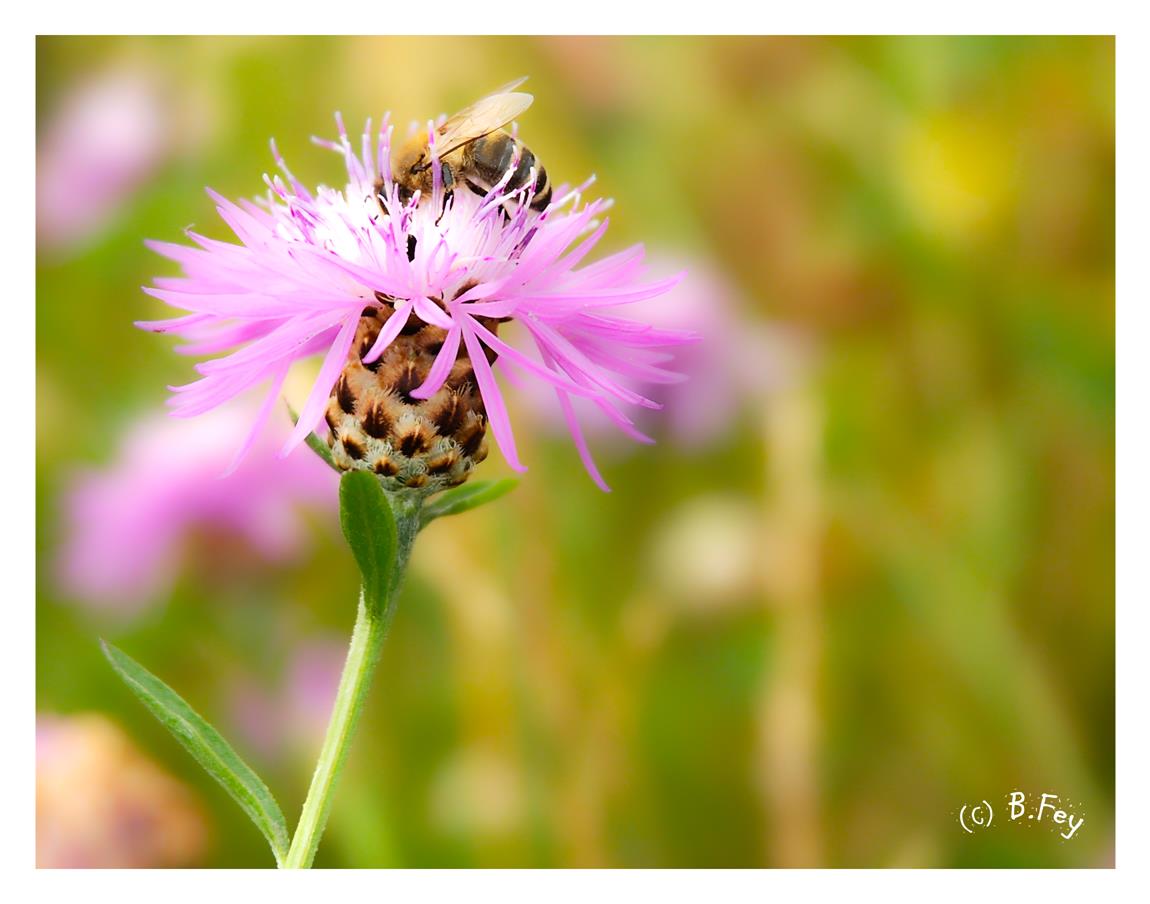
529;165;552;211
506;146;551;210
505;144;535;193
466;132;551;211
469;133;517;185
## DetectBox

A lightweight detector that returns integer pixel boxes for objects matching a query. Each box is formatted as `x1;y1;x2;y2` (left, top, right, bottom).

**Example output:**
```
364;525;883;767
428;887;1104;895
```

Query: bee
390;78;553;212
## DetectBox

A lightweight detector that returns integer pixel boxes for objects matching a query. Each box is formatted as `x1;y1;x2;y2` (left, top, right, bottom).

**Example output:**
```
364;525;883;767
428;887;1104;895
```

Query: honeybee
391;78;553;212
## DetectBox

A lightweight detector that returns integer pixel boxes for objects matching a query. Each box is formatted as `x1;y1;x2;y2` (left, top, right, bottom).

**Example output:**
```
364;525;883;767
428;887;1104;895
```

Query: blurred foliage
36;36;1113;868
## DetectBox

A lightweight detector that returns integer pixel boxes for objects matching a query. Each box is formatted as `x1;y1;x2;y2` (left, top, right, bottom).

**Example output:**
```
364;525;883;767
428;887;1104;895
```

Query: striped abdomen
460;131;552;211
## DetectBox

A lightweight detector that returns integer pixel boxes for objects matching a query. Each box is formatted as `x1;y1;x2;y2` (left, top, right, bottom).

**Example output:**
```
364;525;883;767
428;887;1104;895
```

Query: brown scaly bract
325;305;490;490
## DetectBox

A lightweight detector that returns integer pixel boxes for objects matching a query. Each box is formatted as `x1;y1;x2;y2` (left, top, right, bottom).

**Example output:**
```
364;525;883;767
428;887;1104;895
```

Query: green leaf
420;478;519;528
286;401;340;473
339;470;399;614
100;640;290;866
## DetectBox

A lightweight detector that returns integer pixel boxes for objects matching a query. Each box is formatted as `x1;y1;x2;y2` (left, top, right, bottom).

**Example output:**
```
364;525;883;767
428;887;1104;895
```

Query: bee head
392;139;428;179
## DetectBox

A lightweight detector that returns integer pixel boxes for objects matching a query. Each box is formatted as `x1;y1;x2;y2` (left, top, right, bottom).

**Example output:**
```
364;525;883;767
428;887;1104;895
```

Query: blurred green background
35;36;1114;868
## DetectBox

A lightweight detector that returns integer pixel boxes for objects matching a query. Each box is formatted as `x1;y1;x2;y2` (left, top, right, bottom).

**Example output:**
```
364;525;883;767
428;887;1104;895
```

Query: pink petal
362;300;411;364
461;323;524;472
282;314;359;454
413;296;454;330
222;362;291;476
410;325;461;400
464;317;597;398
540;346;610;491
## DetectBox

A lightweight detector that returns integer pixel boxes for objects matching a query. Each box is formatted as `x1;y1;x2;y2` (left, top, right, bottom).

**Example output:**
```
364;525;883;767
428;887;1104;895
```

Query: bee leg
433;161;456;225
434;188;455;226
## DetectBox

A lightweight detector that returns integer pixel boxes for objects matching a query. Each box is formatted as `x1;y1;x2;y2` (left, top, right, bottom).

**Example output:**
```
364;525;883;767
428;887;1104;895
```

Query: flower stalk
283;488;421;869
102;469;517;869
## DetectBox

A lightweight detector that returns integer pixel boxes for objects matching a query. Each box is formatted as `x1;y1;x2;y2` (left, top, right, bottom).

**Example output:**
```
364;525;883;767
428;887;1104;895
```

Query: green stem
282;493;421;869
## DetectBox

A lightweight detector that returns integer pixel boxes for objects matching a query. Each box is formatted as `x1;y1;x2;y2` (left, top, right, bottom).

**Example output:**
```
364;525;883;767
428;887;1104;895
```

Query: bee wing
486;76;529;95
433;91;534;158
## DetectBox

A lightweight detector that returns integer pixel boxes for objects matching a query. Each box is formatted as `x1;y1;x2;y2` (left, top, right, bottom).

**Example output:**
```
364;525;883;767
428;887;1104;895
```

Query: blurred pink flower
37;713;209;868
632;260;780;447
286;638;347;741
227;637;346;762
139;112;694;489
37;66;169;251
57;405;338;616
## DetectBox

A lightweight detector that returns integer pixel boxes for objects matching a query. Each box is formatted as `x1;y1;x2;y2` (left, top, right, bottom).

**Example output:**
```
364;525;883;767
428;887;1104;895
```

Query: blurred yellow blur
37;713;209;868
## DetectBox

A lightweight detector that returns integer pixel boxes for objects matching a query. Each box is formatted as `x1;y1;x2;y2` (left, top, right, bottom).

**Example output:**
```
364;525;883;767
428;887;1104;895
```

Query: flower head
140;109;694;490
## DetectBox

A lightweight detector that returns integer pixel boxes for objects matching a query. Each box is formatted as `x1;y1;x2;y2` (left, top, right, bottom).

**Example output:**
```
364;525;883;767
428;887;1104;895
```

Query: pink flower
57;404;337;616
139;112;694;489
37;66;169;251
